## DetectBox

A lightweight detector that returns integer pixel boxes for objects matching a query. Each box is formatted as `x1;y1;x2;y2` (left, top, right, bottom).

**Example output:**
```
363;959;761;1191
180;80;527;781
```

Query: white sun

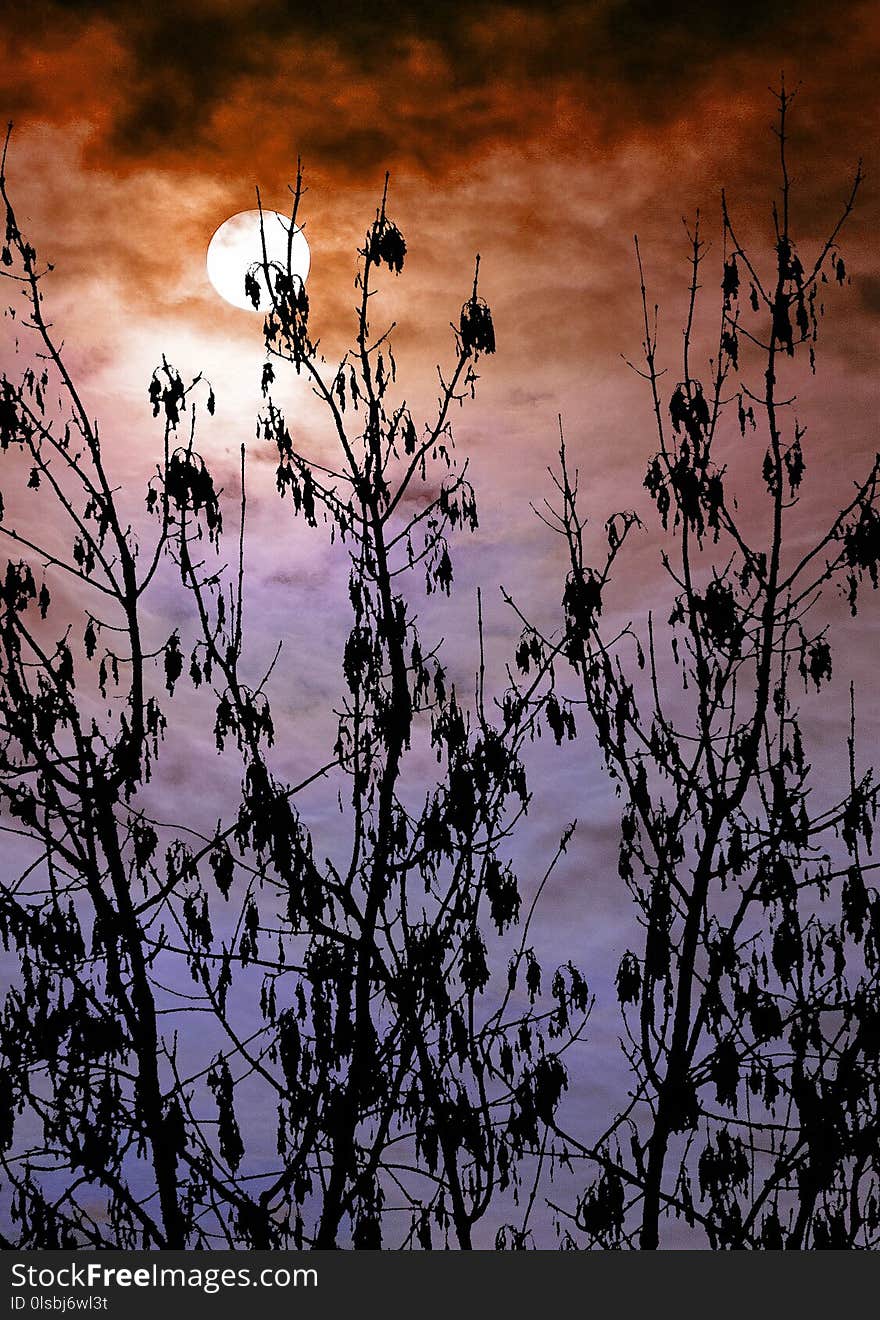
206;209;310;312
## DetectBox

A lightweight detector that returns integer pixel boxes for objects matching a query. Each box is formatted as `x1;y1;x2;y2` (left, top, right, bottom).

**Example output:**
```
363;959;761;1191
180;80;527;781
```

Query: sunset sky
2;0;880;1234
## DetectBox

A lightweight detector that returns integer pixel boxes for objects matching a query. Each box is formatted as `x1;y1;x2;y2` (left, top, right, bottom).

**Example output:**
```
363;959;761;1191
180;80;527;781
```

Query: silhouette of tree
0;136;587;1248
3;84;877;1253
519;87;880;1248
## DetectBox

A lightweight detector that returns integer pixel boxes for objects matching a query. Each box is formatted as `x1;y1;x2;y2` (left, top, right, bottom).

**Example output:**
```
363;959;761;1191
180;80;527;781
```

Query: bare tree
517;87;880;1249
0;138;587;1248
6;85;873;1254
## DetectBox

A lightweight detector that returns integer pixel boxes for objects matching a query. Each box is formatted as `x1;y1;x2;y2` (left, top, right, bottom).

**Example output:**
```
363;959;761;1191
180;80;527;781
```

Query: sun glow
206;209;310;311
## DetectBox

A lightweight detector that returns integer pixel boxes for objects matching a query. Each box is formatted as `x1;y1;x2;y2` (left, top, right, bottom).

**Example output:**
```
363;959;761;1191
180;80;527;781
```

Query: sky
2;0;880;1242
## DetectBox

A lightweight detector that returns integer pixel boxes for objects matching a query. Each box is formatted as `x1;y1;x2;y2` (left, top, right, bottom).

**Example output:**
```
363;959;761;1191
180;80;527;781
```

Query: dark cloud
856;273;880;316
7;0;869;171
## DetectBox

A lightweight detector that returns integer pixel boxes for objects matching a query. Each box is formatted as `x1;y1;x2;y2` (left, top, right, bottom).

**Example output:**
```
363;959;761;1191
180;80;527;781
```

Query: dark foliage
517;88;880;1248
0;137;586;1248
1;86;878;1252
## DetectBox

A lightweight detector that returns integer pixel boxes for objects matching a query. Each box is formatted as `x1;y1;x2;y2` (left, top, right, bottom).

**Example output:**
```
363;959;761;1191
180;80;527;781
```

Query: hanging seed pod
379;222;406;273
460;256;495;355
460;296;495;355
368;216;407;274
263;266;312;364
